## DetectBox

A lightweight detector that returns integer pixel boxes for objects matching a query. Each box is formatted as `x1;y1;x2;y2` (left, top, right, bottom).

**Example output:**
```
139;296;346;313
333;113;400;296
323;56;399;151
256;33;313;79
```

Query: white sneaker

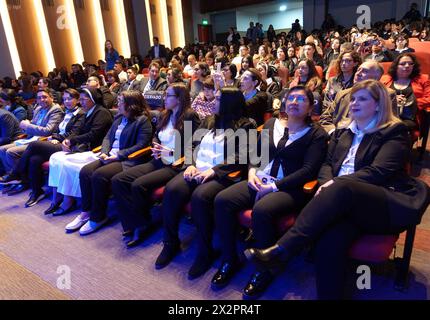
65;215;89;233
79;218;109;236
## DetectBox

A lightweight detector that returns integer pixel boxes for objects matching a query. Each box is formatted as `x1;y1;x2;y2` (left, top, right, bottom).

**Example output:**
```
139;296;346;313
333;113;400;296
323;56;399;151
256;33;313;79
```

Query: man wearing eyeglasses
142;62;168;94
320;61;397;133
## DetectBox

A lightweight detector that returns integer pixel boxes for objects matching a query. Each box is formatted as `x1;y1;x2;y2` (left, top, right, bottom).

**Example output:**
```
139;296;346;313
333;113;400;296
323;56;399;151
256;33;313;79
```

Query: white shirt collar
348;117;377;136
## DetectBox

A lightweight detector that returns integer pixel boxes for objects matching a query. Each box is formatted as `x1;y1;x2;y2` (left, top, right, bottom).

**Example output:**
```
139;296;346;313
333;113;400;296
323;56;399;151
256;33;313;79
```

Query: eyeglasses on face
398;62;414;66
286;95;307;103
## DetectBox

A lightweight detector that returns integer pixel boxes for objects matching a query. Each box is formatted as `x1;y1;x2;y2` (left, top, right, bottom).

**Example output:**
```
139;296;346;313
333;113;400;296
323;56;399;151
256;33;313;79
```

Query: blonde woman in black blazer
244;80;430;299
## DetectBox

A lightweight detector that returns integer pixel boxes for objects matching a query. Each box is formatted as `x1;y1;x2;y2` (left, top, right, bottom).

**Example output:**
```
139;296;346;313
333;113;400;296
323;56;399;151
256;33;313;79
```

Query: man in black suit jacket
120;66;143;93
149;37;167;64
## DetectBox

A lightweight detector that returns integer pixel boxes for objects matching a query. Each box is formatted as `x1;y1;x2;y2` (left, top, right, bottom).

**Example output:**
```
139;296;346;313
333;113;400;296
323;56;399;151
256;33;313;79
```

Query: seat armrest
303;180;318;194
128;146;152;160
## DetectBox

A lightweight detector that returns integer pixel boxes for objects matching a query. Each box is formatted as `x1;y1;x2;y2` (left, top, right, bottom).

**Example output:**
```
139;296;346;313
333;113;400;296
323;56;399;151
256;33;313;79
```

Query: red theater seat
349;234;399;263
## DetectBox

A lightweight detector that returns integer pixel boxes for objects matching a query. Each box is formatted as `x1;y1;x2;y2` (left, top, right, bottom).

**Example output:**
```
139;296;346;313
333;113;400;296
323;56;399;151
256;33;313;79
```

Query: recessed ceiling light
279;5;287;11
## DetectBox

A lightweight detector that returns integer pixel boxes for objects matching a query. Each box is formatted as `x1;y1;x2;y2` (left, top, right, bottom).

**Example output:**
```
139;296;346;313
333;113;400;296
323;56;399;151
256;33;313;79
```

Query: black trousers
314;221;360;300
277;180;400;299
162;172;233;259
214;180;302;264
14;141;62;193
111;159;180;231
79;160;124;222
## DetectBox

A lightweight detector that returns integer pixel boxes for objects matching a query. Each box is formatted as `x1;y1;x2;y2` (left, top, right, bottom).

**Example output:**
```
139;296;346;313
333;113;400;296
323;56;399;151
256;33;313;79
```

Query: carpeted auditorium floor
0;145;429;300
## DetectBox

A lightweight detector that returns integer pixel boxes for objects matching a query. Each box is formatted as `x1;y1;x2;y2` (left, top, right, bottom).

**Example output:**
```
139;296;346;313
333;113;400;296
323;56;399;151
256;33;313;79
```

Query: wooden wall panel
43;0;81;69
149;0;162;44
8;1;50;74
74;0;105;64
166;0;179;48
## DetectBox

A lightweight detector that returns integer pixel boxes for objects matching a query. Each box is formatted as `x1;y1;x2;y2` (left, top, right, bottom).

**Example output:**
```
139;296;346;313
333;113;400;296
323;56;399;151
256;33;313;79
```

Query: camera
363;39;380;47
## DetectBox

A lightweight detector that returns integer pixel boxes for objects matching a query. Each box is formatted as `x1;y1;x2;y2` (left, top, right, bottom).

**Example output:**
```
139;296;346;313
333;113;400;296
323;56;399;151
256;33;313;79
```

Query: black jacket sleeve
275;126;329;191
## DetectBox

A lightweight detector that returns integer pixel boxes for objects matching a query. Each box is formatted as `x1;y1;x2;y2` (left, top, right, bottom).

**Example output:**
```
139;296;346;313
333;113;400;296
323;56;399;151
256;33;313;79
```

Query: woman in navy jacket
65;90;153;235
244;80;430;299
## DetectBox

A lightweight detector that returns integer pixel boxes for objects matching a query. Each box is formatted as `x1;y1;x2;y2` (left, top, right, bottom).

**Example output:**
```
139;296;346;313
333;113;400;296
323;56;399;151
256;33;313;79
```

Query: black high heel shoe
126;225;155;248
44;202;62;215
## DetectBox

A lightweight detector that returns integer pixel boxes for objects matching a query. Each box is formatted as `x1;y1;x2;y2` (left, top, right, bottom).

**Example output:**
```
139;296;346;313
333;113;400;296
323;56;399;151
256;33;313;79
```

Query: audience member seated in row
319;61;397;133
0;107;21;147
106;70;121;96
240;69;272;126
323;51;361;109
285;59;323;114
0;89;63;185
256;62;282;98
221;64;239;88
381;52;430;130
65;91;153;235
0;89;32;122
190;62;211;101
120;66;143;93
156;87;256;278
0;89;85;206
391;34;415;58
211;86;328;291
142;62;168;94
85;75;115;109
111;83;200;248
191;77;216;120
47;87;113;216
244;80;430;300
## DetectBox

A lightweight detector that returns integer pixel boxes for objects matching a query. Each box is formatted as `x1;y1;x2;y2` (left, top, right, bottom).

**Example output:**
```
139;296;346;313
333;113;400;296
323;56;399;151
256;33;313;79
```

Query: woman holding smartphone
111;83;200;248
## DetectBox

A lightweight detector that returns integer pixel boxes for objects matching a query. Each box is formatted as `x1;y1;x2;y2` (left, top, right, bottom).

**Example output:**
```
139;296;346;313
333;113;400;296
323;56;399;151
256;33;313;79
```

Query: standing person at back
105;40;120;72
149;37;168;66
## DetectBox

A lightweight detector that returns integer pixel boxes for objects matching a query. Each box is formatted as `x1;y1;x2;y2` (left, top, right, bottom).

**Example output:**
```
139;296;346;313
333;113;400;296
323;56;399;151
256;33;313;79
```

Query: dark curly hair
388;53;421;81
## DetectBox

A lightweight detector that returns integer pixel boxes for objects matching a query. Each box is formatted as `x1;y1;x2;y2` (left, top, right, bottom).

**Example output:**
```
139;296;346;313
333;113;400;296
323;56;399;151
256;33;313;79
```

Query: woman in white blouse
111;83;200;248
244;79;430;299
155;87;256;280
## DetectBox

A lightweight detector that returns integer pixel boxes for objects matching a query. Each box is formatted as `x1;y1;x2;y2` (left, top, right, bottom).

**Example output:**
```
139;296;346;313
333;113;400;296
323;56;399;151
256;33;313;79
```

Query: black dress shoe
244;244;290;271
25;191;46;208
126;225;155;248
2;185;15;194
0;173;22;185
211;261;240;290
44;202;62;215
52;203;77;216
242;270;274;300
155;242;180;269
7;183;29;196
122;230;133;237
188;252;218;280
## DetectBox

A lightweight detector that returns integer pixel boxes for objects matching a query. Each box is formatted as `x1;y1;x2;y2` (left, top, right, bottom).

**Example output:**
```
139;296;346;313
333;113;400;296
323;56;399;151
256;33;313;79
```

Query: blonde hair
346;79;400;133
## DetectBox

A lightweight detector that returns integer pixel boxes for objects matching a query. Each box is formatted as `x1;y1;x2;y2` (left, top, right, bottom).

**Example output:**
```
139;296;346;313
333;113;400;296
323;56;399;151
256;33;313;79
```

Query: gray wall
303;0;427;32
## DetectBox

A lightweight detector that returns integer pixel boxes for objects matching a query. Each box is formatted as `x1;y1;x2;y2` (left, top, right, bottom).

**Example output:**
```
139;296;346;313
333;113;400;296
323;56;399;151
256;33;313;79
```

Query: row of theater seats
120;124;418;292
